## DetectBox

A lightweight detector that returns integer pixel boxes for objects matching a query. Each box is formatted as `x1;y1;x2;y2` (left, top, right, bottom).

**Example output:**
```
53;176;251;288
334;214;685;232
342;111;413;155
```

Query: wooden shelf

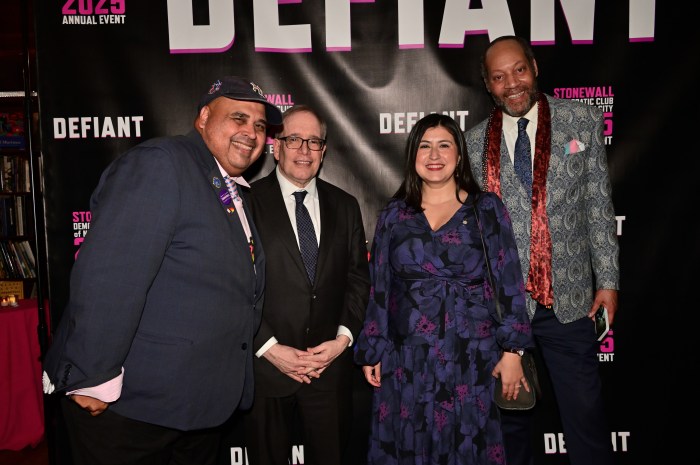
0;0;43;305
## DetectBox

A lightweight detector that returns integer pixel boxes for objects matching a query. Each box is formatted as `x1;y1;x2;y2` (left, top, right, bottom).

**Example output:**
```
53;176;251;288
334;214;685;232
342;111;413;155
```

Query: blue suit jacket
465;95;619;323
43;130;265;431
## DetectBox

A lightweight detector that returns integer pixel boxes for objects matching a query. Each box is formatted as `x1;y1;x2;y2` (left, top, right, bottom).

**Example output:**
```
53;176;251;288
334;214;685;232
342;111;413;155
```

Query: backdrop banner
35;1;691;464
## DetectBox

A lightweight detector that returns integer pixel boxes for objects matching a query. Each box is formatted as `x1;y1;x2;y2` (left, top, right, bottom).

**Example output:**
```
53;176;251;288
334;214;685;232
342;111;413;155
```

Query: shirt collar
214;159;251;188
275;165;318;200
503;101;539;135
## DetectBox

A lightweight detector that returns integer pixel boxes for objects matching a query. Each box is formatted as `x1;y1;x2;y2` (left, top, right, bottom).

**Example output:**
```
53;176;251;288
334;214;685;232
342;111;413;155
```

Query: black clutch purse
493;351;540;410
472;203;541;411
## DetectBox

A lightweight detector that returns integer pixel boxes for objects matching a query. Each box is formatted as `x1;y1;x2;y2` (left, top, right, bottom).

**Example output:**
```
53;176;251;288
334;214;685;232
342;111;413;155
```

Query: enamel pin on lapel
213;176;235;213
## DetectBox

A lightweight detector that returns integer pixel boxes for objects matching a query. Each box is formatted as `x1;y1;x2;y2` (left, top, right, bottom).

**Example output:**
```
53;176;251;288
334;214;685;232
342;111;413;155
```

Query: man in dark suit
245;105;370;465
465;36;619;465
42;76;282;465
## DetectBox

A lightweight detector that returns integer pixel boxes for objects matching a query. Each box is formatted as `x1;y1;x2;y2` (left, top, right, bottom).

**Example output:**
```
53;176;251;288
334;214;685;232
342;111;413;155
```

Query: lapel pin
219;188;232;205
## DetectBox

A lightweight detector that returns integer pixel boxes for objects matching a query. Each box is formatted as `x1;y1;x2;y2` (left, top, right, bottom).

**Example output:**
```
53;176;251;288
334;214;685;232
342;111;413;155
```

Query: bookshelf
0;0;42;302
0;94;39;299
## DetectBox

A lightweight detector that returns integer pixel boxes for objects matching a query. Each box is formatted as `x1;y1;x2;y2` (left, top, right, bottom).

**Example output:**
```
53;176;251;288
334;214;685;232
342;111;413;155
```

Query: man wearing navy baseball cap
43;76;281;465
198;75;283;125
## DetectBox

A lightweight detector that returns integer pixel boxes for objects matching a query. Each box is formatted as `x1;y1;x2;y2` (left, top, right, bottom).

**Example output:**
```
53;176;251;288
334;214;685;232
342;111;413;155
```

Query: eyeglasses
278;136;326;151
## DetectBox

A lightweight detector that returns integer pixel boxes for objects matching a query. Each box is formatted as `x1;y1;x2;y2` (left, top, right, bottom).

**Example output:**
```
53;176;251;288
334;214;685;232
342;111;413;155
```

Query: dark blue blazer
43;130;265;431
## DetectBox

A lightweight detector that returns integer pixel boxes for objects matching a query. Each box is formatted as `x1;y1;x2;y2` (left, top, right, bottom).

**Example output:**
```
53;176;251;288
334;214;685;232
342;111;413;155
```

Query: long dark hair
393;113;481;211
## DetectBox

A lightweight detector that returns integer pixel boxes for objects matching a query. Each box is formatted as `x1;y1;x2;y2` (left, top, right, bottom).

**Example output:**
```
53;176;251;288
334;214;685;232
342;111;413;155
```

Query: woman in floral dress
355;114;533;465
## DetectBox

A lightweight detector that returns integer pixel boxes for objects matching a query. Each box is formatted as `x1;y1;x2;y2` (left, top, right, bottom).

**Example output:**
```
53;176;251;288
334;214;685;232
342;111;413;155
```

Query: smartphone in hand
594;306;609;341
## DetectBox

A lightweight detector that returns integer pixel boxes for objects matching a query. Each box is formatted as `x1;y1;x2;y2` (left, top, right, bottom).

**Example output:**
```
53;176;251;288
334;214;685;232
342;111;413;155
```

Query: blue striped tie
293;191;318;284
224;175;241;203
514;118;532;197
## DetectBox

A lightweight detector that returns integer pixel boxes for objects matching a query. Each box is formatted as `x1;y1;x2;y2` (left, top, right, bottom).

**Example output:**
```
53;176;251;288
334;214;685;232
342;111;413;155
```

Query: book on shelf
0;241;18;277
0;240;36;279
0;111;26;149
18;239;35;268
0;196;16;236
11;240;35;278
1;193;34;237
1;155;31;193
7;241;28;278
14;195;24;236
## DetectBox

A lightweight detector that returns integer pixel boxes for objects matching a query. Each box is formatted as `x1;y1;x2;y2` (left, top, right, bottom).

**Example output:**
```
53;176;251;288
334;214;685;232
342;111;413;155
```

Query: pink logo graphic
599;329;614;353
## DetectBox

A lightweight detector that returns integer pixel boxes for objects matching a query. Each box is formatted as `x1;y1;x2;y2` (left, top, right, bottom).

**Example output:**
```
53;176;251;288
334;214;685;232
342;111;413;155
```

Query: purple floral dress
355;192;533;465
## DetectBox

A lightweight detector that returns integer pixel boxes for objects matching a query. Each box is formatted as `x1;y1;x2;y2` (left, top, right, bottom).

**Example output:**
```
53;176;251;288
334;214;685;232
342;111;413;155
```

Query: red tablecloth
0;298;48;451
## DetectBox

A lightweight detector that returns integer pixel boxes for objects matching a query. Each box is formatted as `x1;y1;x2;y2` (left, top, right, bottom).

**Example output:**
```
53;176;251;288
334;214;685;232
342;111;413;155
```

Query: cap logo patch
250;82;264;97
208;80;223;95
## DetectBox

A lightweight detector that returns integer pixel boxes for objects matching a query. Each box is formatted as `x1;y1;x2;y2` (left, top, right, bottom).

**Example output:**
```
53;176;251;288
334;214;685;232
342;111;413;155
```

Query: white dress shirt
255;167;353;358
502;102;539;170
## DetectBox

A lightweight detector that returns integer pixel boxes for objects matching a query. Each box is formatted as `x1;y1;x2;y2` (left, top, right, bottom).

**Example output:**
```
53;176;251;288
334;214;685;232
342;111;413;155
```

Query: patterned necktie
224;175;241;204
293;191;318;284
514;117;532;197
225;175;255;263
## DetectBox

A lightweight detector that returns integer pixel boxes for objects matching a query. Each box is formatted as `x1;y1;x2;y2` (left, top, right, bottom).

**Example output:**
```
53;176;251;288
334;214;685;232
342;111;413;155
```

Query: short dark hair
276;104;327;140
393;113;481;211
480;35;537;81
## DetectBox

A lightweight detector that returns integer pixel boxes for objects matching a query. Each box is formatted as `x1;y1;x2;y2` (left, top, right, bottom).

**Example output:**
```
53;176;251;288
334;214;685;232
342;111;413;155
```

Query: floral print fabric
355;192;532;465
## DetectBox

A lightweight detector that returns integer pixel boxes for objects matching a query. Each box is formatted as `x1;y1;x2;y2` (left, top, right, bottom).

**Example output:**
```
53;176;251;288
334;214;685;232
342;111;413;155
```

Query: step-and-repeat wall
35;1;691;464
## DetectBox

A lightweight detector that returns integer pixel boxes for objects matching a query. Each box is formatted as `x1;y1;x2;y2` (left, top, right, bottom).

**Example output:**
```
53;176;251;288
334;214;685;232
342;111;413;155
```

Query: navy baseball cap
198;76;282;125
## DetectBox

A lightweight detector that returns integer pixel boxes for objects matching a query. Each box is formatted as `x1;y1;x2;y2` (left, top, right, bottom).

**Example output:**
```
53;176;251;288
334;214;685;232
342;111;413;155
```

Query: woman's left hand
362;362;381;387
492;352;530;400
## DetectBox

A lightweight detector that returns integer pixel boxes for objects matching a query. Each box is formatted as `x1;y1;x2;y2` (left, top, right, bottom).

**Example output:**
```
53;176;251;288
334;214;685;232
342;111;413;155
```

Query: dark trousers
60;397;221;465
244;385;351;465
501;303;614;465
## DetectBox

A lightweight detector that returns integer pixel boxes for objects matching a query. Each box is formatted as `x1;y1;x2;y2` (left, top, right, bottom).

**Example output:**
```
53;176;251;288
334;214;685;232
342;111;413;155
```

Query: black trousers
244;384;351;465
501;304;615;465
60;397;221;465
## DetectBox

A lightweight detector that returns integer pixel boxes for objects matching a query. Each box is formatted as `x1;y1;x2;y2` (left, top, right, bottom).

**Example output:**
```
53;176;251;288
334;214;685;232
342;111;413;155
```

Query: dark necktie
514;117;532;197
293;191;318;284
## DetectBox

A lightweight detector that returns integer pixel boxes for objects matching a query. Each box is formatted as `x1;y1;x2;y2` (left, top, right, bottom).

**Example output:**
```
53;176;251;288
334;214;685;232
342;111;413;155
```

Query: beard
492;83;539;117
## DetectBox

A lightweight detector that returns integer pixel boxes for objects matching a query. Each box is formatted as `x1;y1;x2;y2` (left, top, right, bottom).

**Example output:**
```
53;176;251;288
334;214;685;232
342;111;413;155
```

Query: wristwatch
505;348;525;356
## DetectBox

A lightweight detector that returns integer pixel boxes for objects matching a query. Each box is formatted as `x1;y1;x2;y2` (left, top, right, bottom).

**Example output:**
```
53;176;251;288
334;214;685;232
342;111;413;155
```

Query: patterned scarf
481;93;553;306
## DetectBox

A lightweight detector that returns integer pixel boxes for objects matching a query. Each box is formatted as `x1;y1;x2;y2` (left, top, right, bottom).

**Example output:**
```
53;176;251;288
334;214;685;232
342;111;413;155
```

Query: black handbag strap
472;201;503;324
474;204;541;400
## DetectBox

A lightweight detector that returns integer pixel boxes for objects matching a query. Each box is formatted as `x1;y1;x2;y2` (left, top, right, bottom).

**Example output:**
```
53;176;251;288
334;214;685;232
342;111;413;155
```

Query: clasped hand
264;336;349;384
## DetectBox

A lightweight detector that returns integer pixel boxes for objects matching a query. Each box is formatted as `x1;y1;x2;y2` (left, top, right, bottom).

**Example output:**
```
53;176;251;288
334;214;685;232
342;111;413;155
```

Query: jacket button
312;294;317;299
241;343;247;350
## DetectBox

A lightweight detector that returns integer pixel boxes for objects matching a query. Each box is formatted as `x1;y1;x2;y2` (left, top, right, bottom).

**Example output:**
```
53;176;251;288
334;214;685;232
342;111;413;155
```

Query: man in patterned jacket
465;36;619;465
